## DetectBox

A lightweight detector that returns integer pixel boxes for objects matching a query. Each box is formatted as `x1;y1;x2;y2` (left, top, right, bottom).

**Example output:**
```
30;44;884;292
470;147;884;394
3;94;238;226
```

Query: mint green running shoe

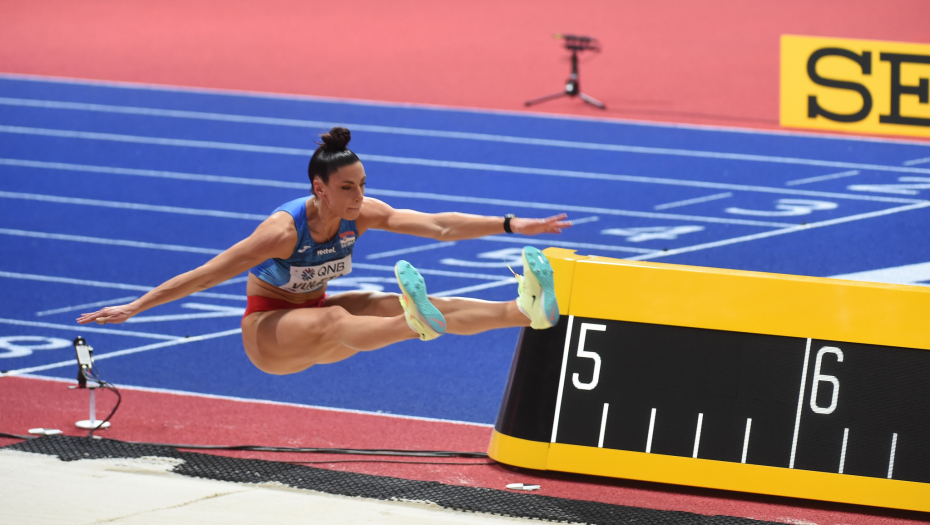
512;246;559;329
395;260;446;341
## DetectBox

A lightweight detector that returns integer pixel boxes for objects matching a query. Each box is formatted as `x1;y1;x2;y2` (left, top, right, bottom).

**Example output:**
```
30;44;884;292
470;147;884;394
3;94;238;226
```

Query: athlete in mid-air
77;127;571;375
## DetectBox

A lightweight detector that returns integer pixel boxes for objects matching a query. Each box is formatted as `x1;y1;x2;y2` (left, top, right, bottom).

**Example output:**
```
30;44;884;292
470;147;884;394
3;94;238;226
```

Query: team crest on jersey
339;230;357;248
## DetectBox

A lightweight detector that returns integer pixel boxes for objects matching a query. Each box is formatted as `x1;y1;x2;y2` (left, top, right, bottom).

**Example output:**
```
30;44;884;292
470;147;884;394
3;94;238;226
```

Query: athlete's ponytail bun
320;127;351;150
308;127;360;194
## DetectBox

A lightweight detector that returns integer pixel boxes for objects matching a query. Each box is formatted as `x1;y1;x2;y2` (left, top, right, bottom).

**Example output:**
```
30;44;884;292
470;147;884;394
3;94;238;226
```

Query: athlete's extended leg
242;306;417;374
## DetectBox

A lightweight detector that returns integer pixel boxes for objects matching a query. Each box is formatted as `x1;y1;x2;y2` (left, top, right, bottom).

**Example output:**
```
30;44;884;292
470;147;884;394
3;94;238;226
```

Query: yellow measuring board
490;248;930;512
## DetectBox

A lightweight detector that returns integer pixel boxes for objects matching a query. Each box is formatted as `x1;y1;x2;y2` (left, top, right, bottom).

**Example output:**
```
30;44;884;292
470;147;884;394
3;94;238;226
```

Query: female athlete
77;127;571;375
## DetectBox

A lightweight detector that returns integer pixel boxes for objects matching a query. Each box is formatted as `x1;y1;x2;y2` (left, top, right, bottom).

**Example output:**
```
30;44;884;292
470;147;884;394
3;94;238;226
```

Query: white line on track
0;227;225;255
785;170;859;186
0;158;795;227
568;215;599;225
5;73;930;148
0;318;179;340
0;270;245;301
354;262;507;281
3;97;930;177
36;295;139;317
627;201;930;261
431;279;514;297
1;124;925;205
903;157;930;166
0;328;242;378
0;190;267;220
654;192;732;210
367;188;794;227
365;241;457;260
480;235;657;254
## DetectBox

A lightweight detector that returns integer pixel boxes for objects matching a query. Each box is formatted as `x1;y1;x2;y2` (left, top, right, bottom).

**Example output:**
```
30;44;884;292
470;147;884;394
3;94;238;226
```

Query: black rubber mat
5;435;779;525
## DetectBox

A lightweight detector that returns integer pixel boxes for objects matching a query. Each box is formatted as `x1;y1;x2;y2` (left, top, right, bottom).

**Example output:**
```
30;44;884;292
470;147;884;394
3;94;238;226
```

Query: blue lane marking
1;76;929;424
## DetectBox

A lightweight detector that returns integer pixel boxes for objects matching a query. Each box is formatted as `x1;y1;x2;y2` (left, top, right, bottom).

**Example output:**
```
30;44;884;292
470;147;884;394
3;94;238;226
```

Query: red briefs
243;294;327;318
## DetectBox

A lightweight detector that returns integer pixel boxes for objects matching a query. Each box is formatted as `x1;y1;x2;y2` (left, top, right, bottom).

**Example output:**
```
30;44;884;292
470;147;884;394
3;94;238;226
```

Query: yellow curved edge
489;430;930;513
544;250;930;351
487;428;549;470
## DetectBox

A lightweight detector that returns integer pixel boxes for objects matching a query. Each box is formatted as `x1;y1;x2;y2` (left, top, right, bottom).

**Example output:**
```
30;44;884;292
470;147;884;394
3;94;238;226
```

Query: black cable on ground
0;432;489;458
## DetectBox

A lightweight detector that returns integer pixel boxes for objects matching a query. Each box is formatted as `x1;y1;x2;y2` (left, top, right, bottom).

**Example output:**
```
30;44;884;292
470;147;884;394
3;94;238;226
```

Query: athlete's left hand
511;214;572;235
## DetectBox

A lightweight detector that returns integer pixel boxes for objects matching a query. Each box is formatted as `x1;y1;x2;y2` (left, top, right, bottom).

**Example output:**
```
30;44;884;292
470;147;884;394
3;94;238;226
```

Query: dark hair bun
321;127;351;149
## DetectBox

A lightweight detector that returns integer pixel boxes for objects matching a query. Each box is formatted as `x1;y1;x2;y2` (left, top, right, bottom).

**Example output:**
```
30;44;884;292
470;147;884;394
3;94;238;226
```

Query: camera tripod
526;34;605;110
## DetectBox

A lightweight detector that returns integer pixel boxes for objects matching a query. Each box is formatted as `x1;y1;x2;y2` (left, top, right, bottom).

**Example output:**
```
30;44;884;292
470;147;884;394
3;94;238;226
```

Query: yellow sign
781;35;930;138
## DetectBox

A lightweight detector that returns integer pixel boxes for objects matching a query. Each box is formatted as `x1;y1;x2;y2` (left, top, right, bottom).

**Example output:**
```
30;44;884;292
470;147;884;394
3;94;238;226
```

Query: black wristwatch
503;214;516;234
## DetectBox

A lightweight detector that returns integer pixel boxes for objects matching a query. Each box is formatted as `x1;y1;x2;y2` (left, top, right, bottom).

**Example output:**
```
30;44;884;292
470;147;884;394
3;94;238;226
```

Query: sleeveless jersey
249;197;357;294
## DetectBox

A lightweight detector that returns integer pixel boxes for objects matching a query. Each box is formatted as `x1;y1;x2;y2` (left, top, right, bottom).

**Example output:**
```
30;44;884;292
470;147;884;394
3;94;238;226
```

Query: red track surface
3;376;928;525
1;0;927;129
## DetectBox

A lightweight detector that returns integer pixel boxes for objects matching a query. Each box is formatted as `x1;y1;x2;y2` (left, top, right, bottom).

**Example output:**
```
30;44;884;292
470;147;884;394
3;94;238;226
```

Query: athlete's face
316;161;366;220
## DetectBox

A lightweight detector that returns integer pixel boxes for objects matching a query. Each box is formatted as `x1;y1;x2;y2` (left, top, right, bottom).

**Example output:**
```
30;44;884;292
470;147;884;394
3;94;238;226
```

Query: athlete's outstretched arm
76;213;297;325
357;198;572;240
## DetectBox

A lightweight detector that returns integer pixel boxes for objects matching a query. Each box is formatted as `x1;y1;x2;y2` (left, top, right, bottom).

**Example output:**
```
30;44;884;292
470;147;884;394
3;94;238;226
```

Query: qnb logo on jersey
301;268;316;281
317;261;345;277
316;247;336;256
339;231;357;248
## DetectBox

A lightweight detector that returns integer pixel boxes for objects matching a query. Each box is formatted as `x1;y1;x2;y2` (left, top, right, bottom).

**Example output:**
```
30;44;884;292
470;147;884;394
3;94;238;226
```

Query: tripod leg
525;92;570;107
579;92;606;109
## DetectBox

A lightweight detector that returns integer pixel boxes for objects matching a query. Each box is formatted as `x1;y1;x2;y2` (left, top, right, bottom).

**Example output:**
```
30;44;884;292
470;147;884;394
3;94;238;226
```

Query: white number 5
572;323;606;390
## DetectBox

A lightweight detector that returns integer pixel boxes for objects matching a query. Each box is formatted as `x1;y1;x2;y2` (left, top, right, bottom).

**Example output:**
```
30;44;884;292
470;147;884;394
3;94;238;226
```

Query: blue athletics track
2;75;930;522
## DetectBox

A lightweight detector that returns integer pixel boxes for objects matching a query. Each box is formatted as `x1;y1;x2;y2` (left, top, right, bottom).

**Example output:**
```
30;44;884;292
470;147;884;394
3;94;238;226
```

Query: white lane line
550;315;575;443
0;318;179;341
654;192;732;210
741;418;752;463
354;262;508;281
790;339;812;469
568;215;599;225
839;427;849;474
5;74;930;147
2;130;925;206
125;303;245;323
785;170;859;186
627;201;930;262
214;275;250;287
368;188;794;228
431;279;513;298
4;103;930;177
0;158;795;227
366;241;457;260
36;295;139;317
903;157;930;166
0;227;224;255
480;235;657;254
646;408;657;453
0;328;242;378
888;433;898;479
598;403;610;448
692;413;704;458
0;270;245;301
0;190;267;220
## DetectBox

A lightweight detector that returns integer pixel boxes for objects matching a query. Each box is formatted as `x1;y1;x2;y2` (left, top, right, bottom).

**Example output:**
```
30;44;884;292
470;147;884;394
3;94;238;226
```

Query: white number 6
810;346;844;415
572;323;606;390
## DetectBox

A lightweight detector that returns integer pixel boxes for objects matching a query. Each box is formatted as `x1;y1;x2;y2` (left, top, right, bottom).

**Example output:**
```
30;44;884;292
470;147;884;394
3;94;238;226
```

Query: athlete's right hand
77;305;135;325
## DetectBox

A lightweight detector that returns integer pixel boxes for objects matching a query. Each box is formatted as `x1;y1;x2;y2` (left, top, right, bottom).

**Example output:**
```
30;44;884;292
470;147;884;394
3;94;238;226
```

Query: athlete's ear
312;178;324;196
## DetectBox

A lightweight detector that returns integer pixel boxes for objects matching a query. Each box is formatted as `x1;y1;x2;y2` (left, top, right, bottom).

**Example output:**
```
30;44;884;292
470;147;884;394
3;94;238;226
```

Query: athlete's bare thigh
241;305;354;375
325;290;403;317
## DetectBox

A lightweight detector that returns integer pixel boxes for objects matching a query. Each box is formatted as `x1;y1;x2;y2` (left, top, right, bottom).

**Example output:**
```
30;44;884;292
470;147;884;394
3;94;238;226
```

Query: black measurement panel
497;316;930;484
